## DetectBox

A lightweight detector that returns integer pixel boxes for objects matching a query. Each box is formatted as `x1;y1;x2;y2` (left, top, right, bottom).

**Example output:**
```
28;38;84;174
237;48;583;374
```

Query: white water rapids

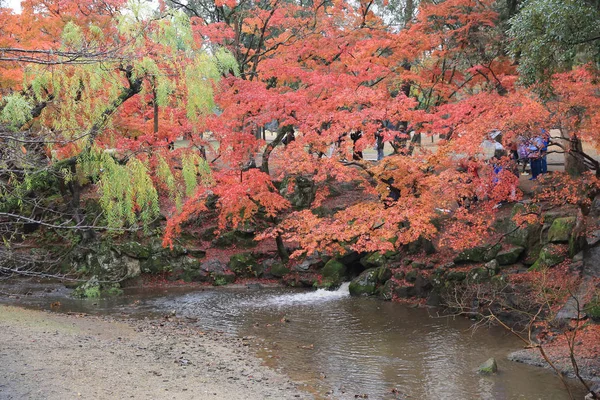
250;282;351;308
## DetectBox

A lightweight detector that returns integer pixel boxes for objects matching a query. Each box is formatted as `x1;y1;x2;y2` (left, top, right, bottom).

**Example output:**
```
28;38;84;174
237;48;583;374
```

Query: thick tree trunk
404;0;414;25
563;129;588;176
261;125;289;175
275;233;289;263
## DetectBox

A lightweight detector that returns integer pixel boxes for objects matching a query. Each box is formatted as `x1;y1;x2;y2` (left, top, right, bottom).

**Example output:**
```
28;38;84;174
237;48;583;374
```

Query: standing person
518;138;530;175
528;139;542;180
539;129;550;174
375;131;384;161
509;141;519;163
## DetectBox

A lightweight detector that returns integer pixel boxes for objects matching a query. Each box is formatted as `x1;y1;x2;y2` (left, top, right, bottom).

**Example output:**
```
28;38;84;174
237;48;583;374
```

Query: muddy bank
0;305;311;400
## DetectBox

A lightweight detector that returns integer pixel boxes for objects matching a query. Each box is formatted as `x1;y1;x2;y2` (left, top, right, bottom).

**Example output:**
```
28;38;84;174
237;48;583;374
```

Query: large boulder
84;245;141;281
378;279;398;301
547;217;576;243
212;230;257;249
321;259;347;286
264;259;290;278
229;252;261;277
200;259;236;285
294;254;324;272
496;246;525;265
360;252;386;268
349;268;379;296
506;204;542;249
467;267;492;283
446;271;467;282
171;257;204;282
114;242;152;259
349;266;392;296
454;244;501;264
529;244;566;271
375;266;392;283
72;276;123;298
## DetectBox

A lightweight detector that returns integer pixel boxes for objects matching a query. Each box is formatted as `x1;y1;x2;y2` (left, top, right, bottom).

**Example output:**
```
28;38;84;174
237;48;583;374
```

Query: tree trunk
261;125;289;174
275;232;289;263
404;0;414;25
563;129;588;176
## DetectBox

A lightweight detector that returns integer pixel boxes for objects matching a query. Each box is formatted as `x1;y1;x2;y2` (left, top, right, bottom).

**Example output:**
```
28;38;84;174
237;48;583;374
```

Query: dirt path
0;305;312;400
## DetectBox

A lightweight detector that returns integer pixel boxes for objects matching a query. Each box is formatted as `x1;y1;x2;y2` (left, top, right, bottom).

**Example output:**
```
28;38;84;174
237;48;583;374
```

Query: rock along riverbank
0;305;312;400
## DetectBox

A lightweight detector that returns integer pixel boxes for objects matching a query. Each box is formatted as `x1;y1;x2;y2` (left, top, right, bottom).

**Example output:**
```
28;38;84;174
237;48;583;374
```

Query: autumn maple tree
1;0;599;263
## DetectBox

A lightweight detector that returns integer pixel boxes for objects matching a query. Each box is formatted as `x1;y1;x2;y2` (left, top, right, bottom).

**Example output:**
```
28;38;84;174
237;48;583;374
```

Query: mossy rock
360;252;386;268
140;254;171;274
321;259;347;285
506;204;542;248
484;259;500;275
375;266;392;283
529;244;565;271
407;237;436;255
496;246;525;265
522;243;543;266
114;242;152;259
568;231;587;258
446;271;467;282
478;358;498;375
72;277;122;298
411;261;427;270
378;279;398;301
584;296;600;321
467;267;491;283
229;252;260;277
394;271;406;280
172;257;207;282
349;268;378;296
83;245;142;281
542;211;573;227
269;262;291;278
405;270;418;283
547;217;576;243
213;231;257;249
212;271;236;286
454;244;501;264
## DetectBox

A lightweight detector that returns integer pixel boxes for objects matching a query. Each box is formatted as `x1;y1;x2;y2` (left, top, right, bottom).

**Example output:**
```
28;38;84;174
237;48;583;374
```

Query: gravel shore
0;305;312;399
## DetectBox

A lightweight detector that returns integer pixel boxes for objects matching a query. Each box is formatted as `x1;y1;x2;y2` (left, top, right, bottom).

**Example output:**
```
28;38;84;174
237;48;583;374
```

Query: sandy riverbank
0;305;312;399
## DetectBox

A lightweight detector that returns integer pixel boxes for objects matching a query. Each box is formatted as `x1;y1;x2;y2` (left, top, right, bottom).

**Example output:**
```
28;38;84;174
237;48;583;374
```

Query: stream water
0;280;586;399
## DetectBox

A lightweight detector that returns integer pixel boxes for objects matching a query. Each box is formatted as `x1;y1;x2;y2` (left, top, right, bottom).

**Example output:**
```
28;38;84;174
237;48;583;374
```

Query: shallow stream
0;280;586;399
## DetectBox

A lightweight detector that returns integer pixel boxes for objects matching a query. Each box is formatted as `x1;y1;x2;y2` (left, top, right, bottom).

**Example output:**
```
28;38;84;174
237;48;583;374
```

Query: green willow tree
0;0;236;273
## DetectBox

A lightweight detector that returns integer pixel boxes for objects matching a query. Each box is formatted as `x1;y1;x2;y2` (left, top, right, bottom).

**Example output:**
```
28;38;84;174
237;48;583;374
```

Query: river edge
0;305;313;400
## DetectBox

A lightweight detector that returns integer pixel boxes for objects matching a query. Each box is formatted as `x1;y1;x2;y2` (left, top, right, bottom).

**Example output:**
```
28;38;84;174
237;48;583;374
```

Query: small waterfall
257;282;351;307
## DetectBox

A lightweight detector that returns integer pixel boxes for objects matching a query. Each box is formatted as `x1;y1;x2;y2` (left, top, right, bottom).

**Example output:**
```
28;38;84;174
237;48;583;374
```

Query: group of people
509;130;550;180
454;129;551;209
